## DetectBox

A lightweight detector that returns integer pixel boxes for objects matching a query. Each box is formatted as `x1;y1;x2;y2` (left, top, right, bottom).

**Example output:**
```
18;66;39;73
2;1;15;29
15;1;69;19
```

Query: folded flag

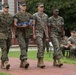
17;22;31;26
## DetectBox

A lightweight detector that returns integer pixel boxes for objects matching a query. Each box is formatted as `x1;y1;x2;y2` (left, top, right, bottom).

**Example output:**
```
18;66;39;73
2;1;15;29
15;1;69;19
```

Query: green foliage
0;72;11;75
8;50;76;64
25;0;76;30
0;48;76;64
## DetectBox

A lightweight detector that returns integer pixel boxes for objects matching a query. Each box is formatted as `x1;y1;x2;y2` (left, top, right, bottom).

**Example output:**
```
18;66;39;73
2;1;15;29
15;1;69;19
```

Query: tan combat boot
1;61;10;70
57;59;63;67
20;60;29;69
53;59;58;66
37;58;45;68
20;60;23;68
1;61;5;69
37;59;40;67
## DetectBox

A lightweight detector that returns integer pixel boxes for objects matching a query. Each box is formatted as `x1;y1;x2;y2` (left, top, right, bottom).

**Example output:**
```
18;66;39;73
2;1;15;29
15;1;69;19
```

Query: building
0;0;24;15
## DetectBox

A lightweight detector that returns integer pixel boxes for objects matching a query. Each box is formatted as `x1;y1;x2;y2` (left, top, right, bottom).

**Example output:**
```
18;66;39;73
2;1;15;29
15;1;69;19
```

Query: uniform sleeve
33;14;36;21
61;17;64;25
48;18;51;26
32;14;37;26
9;15;13;25
13;14;18;22
29;14;33;19
46;15;49;26
67;37;71;44
29;13;34;22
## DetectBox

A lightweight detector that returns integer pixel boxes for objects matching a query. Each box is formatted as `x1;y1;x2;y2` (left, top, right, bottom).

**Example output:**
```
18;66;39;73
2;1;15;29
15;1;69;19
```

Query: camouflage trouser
0;38;11;62
17;33;29;61
36;36;46;59
51;36;62;60
70;47;76;56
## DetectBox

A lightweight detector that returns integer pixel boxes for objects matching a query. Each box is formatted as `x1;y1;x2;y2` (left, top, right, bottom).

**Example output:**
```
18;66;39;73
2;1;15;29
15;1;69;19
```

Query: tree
25;0;76;30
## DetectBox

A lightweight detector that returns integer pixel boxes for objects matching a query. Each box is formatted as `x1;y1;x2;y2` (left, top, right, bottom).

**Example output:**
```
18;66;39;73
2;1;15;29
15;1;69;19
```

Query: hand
33;34;36;40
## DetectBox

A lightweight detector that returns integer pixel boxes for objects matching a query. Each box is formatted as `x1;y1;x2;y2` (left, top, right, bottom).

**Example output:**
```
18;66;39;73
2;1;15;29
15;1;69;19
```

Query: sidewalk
0;58;76;75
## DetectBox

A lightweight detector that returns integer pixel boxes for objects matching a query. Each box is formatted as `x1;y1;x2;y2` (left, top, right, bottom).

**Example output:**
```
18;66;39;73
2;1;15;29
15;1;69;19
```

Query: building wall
14;0;22;13
8;0;14;15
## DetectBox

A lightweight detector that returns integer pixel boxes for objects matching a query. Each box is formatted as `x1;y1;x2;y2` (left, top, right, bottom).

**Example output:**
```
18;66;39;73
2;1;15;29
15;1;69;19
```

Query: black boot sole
6;64;10;70
37;65;45;68
53;64;59;66
40;65;45;68
25;63;29;69
58;64;63;67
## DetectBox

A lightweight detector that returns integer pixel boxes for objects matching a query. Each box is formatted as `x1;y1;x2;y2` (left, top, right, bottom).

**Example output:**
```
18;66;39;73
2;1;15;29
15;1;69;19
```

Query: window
0;0;4;12
17;1;20;12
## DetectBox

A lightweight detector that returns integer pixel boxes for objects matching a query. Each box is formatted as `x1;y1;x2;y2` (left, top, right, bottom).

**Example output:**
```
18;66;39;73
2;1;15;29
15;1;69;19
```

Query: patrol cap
38;2;44;7
53;8;59;12
52;5;59;12
20;1;26;6
2;3;9;8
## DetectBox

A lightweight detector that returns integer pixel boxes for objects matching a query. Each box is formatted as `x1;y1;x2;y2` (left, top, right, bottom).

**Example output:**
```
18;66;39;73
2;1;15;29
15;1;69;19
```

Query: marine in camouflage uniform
14;1;32;69
48;7;65;67
0;3;13;69
68;31;76;57
61;36;69;56
33;2;49;68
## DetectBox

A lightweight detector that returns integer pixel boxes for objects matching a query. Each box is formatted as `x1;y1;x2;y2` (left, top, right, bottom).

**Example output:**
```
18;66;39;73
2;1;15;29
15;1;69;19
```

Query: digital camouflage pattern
49;16;64;37
33;12;48;58
0;12;13;39
49;16;64;60
33;12;48;38
14;11;32;60
68;36;76;50
14;11;32;38
0;12;13;62
68;36;76;56
61;37;69;56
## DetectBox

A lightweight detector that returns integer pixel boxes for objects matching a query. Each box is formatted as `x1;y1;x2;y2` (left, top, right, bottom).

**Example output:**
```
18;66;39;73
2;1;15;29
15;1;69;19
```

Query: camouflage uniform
0;12;13;62
61;37;69;56
33;12;48;59
14;11;32;61
68;36;76;56
0;3;13;70
49;16;64;60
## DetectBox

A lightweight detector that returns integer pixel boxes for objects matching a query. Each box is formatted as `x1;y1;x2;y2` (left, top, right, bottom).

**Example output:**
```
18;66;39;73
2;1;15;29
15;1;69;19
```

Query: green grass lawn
0;72;11;75
0;48;76;64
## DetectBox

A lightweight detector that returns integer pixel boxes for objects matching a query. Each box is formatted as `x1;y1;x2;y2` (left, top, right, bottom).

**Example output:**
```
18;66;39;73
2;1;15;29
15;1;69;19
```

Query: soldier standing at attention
48;7;65;67
14;1;32;69
33;2;49;68
0;3;13;69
